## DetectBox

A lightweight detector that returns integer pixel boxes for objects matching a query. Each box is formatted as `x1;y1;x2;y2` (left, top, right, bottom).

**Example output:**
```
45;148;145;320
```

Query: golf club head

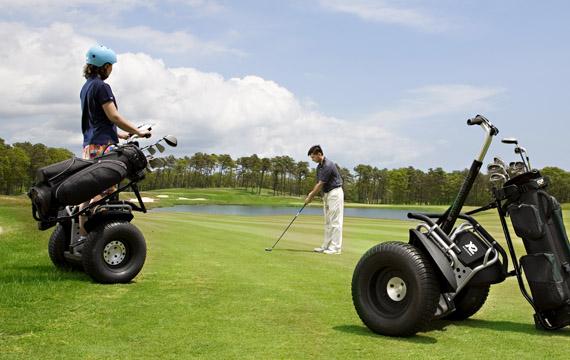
493;157;507;169
509;161;526;176
490;173;507;186
265;248;273;252
502;137;518;145
163;135;178;147
149;158;163;168
487;163;507;174
156;143;166;153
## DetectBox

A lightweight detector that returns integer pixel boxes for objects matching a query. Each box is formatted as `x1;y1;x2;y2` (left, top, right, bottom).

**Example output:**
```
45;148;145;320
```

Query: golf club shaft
516;147;528;171
268;204;307;250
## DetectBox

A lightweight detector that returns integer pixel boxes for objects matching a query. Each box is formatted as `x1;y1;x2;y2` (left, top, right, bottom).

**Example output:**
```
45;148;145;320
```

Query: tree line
2;138;570;206
0;138;73;195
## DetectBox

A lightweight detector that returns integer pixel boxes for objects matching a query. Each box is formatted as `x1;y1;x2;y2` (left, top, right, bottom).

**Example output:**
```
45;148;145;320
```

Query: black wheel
48;222;76;270
82;221;146;284
352;242;440;337
446;285;490;320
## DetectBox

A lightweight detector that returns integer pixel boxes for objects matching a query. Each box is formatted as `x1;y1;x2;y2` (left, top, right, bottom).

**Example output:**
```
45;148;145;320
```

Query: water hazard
151;204;416;220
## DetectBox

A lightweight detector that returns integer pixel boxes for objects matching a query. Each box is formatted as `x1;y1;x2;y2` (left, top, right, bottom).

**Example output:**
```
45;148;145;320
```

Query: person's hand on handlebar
137;128;152;138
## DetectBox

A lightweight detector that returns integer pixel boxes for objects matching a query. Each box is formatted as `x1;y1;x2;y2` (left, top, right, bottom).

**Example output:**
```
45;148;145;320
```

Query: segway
352;115;570;336
28;128;177;284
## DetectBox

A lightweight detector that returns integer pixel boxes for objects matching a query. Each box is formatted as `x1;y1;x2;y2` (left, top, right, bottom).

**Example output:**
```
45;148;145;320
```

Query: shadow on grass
0;264;89;283
454;318;570;336
332;325;438;343
269;248;314;253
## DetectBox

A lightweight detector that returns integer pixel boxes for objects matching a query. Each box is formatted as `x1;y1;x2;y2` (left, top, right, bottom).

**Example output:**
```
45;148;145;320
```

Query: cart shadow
449;318;570;336
334;318;569;341
332;325;438;343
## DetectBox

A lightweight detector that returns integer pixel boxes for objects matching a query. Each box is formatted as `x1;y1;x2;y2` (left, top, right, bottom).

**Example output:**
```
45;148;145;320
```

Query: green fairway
1;194;569;359
123;187;449;212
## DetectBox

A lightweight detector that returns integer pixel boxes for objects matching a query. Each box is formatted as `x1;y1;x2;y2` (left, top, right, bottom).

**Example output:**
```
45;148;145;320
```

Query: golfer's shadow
270;248;314;253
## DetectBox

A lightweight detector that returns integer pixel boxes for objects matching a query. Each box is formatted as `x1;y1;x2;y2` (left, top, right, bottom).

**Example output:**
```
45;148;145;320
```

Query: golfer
305;145;344;255
78;45;151;241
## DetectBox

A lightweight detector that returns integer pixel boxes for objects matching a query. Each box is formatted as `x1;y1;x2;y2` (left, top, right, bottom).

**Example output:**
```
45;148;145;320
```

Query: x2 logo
463;241;479;256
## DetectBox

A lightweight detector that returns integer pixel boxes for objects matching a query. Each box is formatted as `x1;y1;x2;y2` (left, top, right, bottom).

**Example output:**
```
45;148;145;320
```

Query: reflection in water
151;204;415;220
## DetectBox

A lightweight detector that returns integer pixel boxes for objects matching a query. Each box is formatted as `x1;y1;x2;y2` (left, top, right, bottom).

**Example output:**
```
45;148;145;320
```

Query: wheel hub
386;276;407;302
103;240;127;266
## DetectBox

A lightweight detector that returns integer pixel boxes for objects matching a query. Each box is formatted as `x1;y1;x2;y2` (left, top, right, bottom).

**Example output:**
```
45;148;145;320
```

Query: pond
150;204;417;220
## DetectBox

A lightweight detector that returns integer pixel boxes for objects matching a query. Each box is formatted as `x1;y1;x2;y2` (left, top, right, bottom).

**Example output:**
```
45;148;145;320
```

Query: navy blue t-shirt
317;157;343;193
80;76;119;146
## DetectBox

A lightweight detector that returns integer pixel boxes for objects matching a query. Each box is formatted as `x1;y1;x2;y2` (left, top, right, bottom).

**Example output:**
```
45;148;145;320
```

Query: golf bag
28;144;147;226
502;170;570;327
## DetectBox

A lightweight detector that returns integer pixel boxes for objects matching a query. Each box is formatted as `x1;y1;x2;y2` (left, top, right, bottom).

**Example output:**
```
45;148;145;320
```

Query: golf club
515;147;532;170
163;135;178;147
487;163;509;179
509;161;526;177
502;137;531;171
265;203;307;252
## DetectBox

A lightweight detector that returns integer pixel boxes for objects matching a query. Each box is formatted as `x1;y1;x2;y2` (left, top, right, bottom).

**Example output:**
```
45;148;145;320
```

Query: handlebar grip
467;115;484;126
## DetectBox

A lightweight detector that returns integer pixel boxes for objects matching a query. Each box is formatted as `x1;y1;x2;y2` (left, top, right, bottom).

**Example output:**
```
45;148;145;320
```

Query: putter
265;203;307;252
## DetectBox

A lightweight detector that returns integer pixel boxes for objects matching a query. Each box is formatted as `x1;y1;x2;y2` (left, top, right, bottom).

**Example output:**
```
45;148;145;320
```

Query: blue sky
0;1;569;171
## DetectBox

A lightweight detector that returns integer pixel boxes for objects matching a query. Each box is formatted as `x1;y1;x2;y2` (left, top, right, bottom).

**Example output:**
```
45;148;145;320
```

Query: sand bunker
156;195;169;198
129;197;156;203
178;197;207;201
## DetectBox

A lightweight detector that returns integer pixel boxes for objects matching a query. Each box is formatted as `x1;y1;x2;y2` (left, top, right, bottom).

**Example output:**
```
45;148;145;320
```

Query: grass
122;187;449;212
1;192;569;359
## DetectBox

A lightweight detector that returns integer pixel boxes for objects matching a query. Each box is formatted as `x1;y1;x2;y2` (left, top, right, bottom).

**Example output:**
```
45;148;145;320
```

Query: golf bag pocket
36;157;93;185
28;184;54;219
55;160;128;205
98;144;147;180
509;204;545;240
520;253;570;310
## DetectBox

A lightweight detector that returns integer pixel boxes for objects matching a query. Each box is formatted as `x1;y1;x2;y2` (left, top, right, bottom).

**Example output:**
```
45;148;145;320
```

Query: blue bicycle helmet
85;45;117;67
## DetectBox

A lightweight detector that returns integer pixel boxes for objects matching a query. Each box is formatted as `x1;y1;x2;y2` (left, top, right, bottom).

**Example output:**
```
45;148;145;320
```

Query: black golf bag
28;144;147;229
502;170;570;328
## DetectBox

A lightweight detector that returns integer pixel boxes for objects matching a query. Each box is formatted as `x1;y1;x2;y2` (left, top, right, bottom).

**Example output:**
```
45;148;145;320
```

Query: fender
84;208;134;232
409;229;457;291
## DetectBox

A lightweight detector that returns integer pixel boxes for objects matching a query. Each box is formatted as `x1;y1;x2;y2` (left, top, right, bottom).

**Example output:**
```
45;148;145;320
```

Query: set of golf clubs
143;135;178;170
488;137;532;186
127;123;178;170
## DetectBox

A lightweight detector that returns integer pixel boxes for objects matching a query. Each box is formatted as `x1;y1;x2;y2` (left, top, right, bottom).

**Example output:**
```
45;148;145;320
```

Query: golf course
1;189;569;359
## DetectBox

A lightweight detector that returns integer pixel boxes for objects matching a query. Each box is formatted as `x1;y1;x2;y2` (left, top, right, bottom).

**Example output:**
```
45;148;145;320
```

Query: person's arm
305;181;325;204
102;102;151;138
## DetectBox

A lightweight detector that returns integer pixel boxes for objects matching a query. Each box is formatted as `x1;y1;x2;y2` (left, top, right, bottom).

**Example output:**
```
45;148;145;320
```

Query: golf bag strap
495;177;550;202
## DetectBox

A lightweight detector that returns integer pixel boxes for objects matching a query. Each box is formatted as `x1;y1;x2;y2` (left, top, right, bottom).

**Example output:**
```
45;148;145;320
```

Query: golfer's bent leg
328;188;344;252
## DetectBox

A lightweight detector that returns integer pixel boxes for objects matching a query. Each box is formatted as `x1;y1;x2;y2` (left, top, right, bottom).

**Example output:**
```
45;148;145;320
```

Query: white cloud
1;0;237;59
319;0;447;32
371;84;505;124
85;25;245;58
0;22;423;168
0;22;503;170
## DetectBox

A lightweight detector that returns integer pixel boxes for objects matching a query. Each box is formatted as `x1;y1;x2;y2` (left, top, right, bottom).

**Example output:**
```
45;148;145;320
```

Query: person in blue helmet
78;45;151;240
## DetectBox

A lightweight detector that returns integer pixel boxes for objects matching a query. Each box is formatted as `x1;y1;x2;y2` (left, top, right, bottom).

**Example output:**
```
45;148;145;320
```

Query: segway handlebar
467;115;499;163
467;115;499;136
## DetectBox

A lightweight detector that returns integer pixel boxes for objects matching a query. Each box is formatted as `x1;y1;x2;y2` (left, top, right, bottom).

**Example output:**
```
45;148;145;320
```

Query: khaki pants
321;187;344;251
